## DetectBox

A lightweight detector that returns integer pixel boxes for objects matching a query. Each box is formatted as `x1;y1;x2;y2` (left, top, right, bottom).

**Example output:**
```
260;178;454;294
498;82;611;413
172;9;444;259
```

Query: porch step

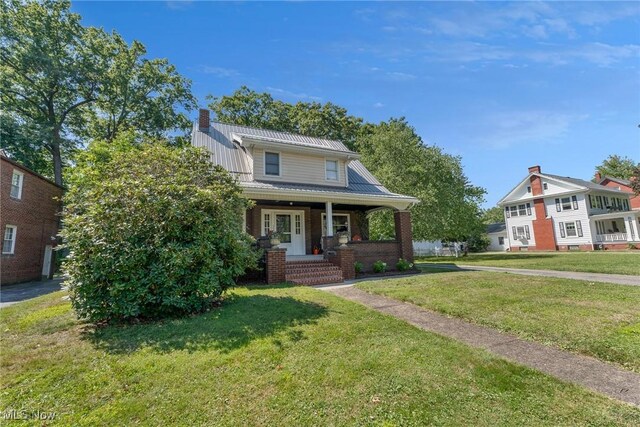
285;260;344;286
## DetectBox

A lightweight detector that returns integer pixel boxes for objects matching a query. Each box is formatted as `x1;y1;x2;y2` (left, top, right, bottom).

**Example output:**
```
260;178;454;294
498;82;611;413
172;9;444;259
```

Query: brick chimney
198;108;210;131
594;171;602;182
528;165;541;174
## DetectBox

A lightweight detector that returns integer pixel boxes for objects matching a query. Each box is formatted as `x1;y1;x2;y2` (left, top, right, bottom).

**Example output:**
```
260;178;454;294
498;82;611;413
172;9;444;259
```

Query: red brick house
192;109;418;285
595;172;640;210
1;152;63;285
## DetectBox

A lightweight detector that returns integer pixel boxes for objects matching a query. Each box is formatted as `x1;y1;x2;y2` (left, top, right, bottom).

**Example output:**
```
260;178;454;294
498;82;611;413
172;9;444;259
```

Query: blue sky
72;1;640;208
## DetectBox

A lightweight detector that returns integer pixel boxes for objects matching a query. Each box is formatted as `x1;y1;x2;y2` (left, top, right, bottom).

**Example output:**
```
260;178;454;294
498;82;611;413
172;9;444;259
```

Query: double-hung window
264;152;280;176
518;204;527;216
561;197;572;211
2;225;17;254
322;214;350;237
326;160;338;181
10;170;24;199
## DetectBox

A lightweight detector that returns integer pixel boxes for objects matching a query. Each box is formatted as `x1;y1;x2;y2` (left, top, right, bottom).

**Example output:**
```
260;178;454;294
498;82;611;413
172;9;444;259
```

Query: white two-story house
498;166;640;251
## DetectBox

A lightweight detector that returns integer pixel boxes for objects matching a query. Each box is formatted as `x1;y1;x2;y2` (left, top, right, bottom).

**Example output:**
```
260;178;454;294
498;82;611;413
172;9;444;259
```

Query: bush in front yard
372;260;387;273
61;139;258;323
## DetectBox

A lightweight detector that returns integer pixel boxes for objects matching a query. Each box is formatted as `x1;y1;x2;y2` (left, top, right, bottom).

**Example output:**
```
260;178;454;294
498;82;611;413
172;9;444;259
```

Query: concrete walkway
0;278;64;308
320;285;640;407
421;263;640;286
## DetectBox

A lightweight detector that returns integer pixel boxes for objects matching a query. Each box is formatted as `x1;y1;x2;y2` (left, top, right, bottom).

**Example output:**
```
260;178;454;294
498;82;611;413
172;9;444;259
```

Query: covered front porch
590;211;640;246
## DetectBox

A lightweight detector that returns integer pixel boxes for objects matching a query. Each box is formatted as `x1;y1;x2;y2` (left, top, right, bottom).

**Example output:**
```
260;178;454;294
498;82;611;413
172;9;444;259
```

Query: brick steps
285;260;344;286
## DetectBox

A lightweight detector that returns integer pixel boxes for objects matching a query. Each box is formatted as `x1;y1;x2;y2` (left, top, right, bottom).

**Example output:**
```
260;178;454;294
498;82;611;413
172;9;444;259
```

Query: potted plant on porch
267;230;282;248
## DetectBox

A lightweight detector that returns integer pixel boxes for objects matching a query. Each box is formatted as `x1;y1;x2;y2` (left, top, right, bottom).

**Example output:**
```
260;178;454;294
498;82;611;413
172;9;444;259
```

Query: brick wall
1;157;63;285
394;210;414;262
327;246;355;280
530;198;557;250
348;241;400;272
265;248;286;284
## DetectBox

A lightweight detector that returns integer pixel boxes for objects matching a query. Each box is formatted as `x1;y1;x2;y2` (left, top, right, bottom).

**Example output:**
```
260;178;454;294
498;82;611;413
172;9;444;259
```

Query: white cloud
197;66;240;77
265;86;323;101
477;111;589;149
373;102;384;108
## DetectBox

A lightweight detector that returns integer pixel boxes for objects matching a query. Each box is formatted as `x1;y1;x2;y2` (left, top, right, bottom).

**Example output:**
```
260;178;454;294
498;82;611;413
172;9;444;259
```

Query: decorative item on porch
312;245;320;255
268;230;282;248
338;232;349;247
352;234;362;241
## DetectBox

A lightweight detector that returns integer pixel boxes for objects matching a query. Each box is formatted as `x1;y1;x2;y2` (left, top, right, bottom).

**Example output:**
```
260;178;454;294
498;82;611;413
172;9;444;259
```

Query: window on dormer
326;160;338;181
265;152;280;176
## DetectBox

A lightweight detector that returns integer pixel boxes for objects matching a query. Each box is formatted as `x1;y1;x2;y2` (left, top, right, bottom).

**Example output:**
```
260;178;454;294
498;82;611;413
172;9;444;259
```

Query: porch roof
590;210;640;220
241;180;418;210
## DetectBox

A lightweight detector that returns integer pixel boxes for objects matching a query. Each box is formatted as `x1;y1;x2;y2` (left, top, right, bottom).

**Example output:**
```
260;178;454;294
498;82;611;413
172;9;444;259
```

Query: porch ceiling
252;199;390;212
590;211;640;220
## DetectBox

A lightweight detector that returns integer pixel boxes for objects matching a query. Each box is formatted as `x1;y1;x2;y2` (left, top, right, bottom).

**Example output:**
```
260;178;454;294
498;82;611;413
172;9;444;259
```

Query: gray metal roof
486;222;506;234
600;176;632;186
191;122;414;201
543;173;627;194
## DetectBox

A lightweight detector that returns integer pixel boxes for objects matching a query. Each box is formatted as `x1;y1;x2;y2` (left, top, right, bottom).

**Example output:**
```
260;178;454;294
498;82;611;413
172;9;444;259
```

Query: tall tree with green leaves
0;113;54;178
482;206;506;224
595;155;639;180
1;0;196;185
355;118;486;242
208;86;363;150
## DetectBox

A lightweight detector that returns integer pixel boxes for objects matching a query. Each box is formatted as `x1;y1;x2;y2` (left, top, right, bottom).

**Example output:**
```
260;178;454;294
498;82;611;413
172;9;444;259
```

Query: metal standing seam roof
486;222;506;234
191;121;415;201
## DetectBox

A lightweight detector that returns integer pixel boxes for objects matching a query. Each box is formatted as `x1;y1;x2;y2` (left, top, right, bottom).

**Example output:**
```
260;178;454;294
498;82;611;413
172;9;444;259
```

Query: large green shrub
61;139;258;322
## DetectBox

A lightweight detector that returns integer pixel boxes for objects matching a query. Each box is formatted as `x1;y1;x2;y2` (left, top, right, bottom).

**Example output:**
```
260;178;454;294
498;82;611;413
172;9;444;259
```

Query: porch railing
595;233;627;242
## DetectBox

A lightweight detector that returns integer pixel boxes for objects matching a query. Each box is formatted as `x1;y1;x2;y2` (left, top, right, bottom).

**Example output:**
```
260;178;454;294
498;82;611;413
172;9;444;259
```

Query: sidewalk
0;278;64;308
320;285;640;407
421;263;640;286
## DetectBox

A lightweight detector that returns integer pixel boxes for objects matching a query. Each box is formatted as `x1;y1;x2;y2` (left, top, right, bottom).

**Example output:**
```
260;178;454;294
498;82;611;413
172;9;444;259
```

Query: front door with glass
262;210;305;255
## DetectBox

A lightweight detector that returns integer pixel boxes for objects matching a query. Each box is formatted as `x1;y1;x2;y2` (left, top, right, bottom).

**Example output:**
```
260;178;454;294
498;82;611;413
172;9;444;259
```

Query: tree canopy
0;0;196;184
595;155;639;181
481;206;506;225
208;86;363;150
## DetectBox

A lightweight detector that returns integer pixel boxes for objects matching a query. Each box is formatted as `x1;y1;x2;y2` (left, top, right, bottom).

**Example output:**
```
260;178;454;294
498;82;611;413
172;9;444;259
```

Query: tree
0;112;54;178
482;206;506;224
208;86;363;150
595;155;639;180
1;0;196;185
61;138;258;323
80;35;197;143
632;167;640;195
355;118;486;242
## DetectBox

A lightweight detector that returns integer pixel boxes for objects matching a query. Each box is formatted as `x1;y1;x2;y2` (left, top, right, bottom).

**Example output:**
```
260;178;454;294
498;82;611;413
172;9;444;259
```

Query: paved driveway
0;278;64;308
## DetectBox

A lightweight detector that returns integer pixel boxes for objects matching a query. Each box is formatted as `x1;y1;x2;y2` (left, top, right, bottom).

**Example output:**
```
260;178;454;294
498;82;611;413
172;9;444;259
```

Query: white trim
325;159;339;181
10;170;24;199
232;133;360;159
2;225;17;254
321;213;351;237
242;186;418;210
325;202;333;237
263;151;281;177
261;208;306;255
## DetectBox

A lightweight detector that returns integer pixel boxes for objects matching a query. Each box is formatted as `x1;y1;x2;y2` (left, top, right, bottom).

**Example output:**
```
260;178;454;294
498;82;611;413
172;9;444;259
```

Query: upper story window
10;170;24;199
543;182;548;190
555;195;578;212
326;160;338;181
526;186;531;193
264;152;280;176
505;203;531;218
2;225;17;254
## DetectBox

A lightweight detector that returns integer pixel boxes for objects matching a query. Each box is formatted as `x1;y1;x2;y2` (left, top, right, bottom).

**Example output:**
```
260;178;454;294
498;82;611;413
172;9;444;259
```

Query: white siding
545;194;592;245
487;232;508;251
505;215;536;247
252;148;346;187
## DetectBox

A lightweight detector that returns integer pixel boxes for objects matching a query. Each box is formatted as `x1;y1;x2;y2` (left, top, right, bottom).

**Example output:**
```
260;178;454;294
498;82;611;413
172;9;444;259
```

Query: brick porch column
329;246;355;281
394;210;414;262
265;248;287;284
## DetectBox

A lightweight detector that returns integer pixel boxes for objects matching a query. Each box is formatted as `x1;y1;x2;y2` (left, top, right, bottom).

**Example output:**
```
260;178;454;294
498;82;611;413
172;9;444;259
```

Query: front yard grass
417;251;640;275
2;286;640;426
357;270;640;373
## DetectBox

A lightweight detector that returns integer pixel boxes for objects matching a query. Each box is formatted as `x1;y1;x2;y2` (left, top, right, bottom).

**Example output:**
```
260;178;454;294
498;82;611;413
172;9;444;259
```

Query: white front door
262;209;305;255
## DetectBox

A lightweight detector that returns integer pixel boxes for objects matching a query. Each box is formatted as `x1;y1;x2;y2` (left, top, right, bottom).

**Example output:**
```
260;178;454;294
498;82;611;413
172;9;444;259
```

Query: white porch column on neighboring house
326;201;333;237
626;215;640;242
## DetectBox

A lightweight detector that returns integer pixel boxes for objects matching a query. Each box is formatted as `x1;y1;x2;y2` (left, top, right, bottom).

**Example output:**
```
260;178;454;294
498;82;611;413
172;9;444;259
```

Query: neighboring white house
486;223;508;251
497;165;640;251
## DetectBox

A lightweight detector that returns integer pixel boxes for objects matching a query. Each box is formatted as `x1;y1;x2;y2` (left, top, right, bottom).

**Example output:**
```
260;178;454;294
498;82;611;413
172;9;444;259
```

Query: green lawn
2;286;639;426
357;270;640;372
417;251;640;275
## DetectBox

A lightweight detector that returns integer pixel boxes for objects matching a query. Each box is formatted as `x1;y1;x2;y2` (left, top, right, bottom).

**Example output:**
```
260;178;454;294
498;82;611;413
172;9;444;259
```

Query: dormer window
264;152;280;176
326;160;338;181
10;170;23;199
